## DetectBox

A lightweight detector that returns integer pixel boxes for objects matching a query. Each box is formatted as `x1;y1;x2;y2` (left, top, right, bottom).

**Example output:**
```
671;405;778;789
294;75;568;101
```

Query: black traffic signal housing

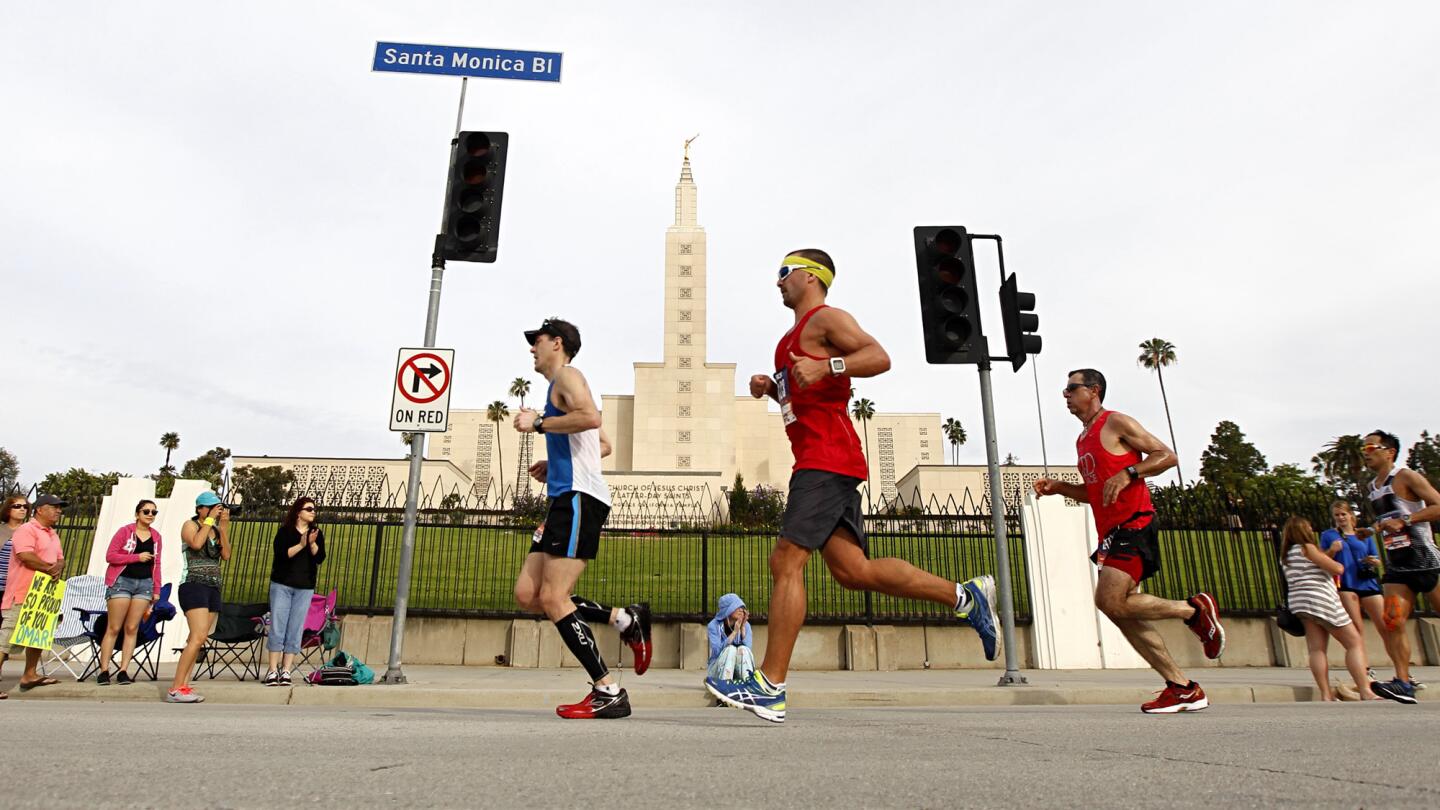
441;131;509;263
999;272;1041;370
913;226;986;364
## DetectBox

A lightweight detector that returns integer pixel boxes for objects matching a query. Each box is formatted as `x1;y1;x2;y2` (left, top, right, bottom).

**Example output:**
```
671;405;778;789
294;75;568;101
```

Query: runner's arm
1397;469;1440;523
533;367;602;434
599;429;612;458
817;308;890;379
1107;413;1177;477
1033;478;1088;501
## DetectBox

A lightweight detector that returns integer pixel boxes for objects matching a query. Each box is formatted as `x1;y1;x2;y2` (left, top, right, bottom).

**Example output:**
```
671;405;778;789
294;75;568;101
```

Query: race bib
774;369;797;426
1378;512;1412;550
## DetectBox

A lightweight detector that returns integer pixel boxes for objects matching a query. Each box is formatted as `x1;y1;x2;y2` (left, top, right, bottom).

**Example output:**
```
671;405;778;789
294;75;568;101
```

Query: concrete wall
335;614;1440;673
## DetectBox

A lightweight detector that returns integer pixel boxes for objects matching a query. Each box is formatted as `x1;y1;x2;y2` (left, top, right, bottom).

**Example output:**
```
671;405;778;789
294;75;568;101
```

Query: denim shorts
106;575;154;601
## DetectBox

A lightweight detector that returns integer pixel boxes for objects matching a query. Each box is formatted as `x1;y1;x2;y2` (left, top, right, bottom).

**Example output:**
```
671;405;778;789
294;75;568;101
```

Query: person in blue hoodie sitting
707;593;754;683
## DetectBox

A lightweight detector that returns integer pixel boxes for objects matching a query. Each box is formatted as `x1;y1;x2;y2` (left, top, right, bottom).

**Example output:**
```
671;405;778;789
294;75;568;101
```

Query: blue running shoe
958;575;1000;661
705;671;786;724
1371;678;1417;705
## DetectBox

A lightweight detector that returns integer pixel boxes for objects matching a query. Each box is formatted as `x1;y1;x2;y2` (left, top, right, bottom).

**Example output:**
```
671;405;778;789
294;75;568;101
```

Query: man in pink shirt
0;494;67;692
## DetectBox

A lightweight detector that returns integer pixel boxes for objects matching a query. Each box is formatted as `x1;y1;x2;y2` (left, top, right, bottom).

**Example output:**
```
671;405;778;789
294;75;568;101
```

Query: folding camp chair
295;590;339;676
40;575;106;680
199;602;268;681
79;583;176;681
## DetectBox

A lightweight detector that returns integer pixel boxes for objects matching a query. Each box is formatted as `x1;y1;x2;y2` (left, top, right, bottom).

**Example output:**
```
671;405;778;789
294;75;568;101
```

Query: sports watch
829;357;847;376
1125;465;1140;480
533;416;546;434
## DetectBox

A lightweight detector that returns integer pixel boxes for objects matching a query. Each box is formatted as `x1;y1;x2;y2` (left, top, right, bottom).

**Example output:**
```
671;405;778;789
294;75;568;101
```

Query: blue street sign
373;41;563;83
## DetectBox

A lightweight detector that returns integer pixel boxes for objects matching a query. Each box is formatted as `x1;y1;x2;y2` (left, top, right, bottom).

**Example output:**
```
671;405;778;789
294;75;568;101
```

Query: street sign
390;348;455;432
373;41;563;83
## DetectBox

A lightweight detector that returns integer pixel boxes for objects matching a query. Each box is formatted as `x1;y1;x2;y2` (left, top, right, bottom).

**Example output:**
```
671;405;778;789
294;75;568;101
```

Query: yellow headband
781;255;834;287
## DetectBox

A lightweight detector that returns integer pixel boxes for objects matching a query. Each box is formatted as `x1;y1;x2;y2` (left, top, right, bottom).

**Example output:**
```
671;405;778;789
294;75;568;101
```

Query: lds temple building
237;150;962;512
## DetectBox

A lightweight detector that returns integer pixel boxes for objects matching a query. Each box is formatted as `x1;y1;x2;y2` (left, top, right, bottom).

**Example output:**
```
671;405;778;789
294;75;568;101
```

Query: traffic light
999;272;1041;370
913;226;986;364
441;131;509;263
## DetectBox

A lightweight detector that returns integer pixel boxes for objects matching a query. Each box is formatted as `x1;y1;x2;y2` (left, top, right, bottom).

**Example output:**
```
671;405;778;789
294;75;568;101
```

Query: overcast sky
4;2;1438;486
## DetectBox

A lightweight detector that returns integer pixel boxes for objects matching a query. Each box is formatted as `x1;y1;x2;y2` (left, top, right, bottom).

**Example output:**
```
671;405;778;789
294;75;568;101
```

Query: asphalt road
6;700;1435;808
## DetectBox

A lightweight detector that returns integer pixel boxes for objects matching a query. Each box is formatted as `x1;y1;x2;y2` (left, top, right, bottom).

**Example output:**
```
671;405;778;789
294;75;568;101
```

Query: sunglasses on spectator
7;503;26;510
1064;383;1096;393
301;506;316;512
139;509;159;516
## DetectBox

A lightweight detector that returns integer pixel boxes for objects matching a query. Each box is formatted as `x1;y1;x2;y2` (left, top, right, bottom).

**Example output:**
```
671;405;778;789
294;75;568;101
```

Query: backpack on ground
308;650;374;686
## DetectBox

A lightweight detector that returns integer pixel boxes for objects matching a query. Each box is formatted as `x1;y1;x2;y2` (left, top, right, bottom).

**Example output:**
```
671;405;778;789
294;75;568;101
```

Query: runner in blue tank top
511;317;652;719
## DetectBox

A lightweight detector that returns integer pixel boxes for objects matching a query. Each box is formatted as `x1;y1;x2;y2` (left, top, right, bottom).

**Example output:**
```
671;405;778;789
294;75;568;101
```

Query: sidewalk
3;665;1435;709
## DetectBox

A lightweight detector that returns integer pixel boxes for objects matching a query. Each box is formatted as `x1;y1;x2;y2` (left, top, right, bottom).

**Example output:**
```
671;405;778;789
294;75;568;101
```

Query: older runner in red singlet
704;248;998;725
1033;368;1225;714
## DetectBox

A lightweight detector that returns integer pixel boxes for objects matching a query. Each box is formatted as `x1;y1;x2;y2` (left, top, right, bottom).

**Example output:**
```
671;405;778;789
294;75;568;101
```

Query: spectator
264;496;326;686
167;492;231;703
706;593;754;683
0;494;66;694
97;500;164;685
0;495;27;695
1281;517;1380;702
1320;501;1386;671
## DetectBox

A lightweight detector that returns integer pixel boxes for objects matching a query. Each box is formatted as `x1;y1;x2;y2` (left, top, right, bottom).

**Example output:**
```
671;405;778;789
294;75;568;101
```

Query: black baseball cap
523;318;581;358
34;494;68;508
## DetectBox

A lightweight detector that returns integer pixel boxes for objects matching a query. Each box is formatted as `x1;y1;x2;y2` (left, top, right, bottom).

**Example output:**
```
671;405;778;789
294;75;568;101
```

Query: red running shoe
1142;681;1208;714
620;603;653;676
1186;592;1226;659
556;687;632;719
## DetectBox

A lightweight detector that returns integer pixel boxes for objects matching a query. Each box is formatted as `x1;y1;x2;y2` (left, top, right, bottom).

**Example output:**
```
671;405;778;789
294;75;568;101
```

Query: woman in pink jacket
98;500;163;685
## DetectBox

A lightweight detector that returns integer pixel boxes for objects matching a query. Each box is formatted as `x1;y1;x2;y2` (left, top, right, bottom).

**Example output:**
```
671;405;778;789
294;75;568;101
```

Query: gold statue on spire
684;133;700;160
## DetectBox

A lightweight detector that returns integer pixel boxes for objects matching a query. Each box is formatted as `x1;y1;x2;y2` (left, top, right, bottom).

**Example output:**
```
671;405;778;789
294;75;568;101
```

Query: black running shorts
1091;520;1162;584
1382;568;1439;595
533;491;610;560
780;469;867;551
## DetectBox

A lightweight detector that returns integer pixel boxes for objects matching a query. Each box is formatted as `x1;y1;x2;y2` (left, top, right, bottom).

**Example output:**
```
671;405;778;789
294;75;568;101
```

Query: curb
5;681;1428;710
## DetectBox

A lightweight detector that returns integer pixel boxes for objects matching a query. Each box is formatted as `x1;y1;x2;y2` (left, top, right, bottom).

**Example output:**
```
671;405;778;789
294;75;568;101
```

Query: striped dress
1285;545;1351;627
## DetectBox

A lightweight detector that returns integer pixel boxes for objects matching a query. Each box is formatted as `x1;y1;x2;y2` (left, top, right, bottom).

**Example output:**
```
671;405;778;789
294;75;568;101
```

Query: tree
942;418;967;465
1406;430;1440;490
159;432;180;469
509;377;532;409
727;472;752;525
0;447;18;493
851;397;876;469
39;468;121;499
180;447;231;491
1003;453;1020;465
486;400;510;500
1199;421;1267;495
1243;463;1327;502
1137;338;1184;485
151;466;176;498
1312;434;1367;502
231;465;295;510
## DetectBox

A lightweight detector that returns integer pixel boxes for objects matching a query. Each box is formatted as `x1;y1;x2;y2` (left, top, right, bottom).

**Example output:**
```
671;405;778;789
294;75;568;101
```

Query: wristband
203;517;216;527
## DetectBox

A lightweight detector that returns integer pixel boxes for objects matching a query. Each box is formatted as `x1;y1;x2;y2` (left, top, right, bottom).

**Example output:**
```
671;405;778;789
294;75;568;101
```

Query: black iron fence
213;508;1029;624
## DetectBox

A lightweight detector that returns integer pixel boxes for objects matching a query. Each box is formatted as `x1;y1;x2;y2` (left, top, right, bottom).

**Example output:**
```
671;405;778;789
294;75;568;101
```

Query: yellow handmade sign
7;572;67;649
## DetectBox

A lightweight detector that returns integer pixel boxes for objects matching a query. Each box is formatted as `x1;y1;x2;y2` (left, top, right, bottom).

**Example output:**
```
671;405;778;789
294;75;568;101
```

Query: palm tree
1312;434;1367;499
1137;338;1184;485
159;432;180;468
509;377;532;409
942;418;967;464
851;397;876;468
486;400;510;500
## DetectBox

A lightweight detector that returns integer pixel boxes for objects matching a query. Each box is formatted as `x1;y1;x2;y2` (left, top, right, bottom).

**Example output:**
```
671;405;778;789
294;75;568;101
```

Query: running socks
570;595;634;632
555;613;609;682
595;682;621;696
756;670;785;695
954;582;974;614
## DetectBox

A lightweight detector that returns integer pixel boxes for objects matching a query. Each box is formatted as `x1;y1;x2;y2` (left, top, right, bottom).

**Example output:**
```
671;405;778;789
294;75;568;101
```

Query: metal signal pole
382;77;468;685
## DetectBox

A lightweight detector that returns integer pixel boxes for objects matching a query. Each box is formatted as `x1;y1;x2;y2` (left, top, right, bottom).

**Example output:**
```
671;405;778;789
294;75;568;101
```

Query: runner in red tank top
1033;368;1225;714
705;248;999;725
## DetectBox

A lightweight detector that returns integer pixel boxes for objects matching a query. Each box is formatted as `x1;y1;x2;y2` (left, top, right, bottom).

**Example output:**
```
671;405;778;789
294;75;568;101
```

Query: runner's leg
539;556;613;686
758;538;811;686
514;551;546;613
1381;583;1415;681
820;527;955;606
1097;568;1186;684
